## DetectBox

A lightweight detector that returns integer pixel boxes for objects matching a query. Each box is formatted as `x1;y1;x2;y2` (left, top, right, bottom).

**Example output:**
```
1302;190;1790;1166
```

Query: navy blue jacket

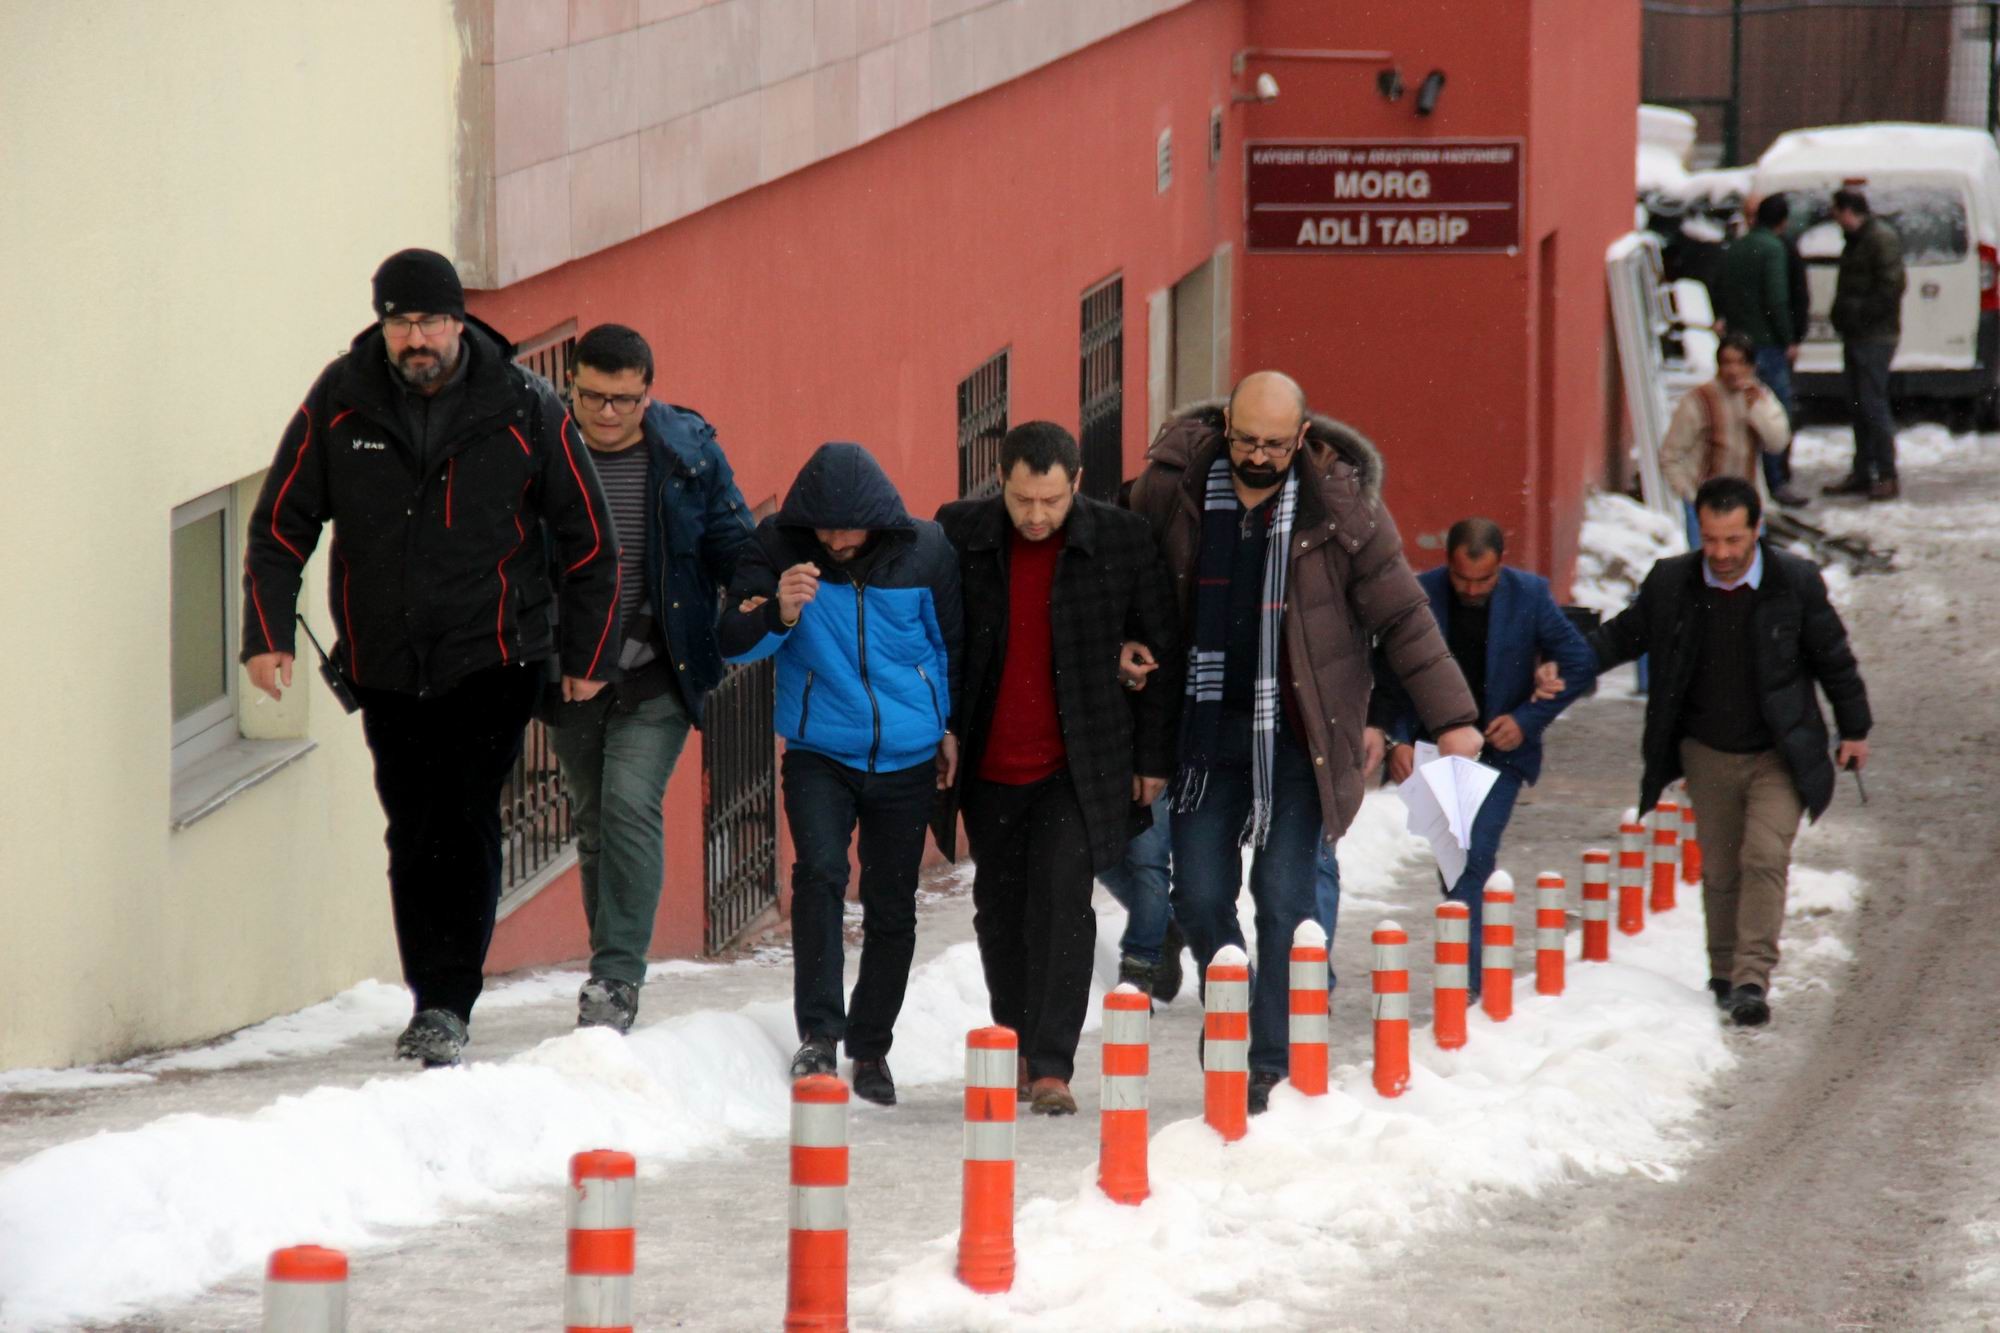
718;443;961;773
1379;564;1596;784
631;400;755;724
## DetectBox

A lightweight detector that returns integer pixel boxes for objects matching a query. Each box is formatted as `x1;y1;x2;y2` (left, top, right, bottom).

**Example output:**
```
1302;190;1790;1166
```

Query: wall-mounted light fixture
1232;72;1280;105
1415;69;1447;116
1376;67;1404;103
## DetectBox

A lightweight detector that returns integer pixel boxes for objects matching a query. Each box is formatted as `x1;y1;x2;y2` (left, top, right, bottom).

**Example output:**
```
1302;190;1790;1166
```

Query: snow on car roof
1758;123;2000;179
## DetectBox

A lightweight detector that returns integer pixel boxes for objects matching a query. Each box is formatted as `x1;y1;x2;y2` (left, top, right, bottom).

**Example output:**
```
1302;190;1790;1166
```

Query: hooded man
718;443;962;1105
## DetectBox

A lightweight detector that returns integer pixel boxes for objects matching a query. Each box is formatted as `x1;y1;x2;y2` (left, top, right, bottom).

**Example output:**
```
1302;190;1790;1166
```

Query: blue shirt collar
1703;544;1763;591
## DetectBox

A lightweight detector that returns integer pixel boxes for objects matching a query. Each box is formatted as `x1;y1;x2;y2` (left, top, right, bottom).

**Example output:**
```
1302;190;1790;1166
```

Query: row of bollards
261;797;1702;1329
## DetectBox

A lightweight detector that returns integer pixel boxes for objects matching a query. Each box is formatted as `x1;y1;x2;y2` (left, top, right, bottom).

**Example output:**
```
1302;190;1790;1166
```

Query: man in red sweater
935;423;1181;1114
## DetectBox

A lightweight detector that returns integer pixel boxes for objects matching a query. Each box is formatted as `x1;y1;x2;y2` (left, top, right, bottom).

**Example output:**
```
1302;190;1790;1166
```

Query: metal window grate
502;321;580;894
957;350;1010;499
1079;276;1125;502
703;658;779;953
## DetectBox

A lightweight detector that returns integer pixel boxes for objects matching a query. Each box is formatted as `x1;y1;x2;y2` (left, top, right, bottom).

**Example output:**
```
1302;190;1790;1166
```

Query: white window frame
171;486;239;768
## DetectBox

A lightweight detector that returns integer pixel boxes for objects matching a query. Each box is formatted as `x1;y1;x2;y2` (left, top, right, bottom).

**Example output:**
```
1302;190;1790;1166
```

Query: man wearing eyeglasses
545;324;754;1034
1130;371;1480;1113
241;248;618;1068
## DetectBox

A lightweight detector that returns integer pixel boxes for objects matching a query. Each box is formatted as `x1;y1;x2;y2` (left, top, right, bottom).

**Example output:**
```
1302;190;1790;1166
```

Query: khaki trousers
1679;738;1805;990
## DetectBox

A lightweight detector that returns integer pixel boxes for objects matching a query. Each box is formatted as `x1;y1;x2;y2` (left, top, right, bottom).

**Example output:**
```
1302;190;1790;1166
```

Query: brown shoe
1867;477;1900;501
1821;473;1872;496
1028;1077;1078;1115
1016;1055;1030;1102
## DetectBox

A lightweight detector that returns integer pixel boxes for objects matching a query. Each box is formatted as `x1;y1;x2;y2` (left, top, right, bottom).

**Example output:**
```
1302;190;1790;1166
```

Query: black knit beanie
371;248;465;320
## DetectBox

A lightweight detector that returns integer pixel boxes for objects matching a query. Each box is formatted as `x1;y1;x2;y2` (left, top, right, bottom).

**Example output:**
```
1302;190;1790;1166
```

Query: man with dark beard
1129;371;1480;1113
242;248;618;1068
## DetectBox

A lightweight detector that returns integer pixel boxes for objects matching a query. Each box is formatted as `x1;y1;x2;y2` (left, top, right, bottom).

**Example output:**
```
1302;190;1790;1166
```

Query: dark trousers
1441;766;1525;996
356;663;540;1023
1170;728;1324;1075
963;771;1097;1083
782;748;934;1059
1843;340;1898;481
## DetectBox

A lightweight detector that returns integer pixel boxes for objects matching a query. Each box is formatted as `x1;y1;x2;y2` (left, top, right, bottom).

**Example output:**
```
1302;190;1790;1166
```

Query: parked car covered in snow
1752;123;2000;424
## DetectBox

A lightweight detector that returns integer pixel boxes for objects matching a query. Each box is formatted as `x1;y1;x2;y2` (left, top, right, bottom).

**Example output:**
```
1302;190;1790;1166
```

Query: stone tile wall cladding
467;0;1195;285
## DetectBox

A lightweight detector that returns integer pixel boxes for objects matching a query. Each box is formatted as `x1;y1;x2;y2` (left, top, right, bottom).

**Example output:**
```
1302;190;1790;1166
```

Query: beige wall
0;3;468;1069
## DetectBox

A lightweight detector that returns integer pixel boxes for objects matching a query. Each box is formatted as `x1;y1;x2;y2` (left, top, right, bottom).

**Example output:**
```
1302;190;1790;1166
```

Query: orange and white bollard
1580;849;1612;963
1680;801;1703;885
1534;872;1566;997
262;1245;347;1332
1372;922;1411;1097
1481;875;1515;1022
1617;815;1647;936
1650;801;1680;913
1288;921;1330;1096
1433;901;1471;1050
566;1150;636;1333
1099;985;1149;1205
1203;945;1251;1142
786;1075;849;1333
958;1026;1017;1293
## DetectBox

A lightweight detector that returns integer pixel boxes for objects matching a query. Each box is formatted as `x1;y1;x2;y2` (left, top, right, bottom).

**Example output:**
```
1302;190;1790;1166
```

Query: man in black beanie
242;248;619;1067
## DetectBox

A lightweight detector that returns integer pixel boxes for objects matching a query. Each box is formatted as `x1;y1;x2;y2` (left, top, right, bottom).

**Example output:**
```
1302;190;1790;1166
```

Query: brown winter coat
1128;402;1476;840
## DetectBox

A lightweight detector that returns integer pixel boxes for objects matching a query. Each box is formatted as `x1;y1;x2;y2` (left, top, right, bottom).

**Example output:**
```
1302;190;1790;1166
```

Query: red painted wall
476;0;1253;971
1235;0;1637;588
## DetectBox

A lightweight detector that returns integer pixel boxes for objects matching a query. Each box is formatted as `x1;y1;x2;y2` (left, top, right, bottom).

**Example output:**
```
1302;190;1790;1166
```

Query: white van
1751;123;2000;423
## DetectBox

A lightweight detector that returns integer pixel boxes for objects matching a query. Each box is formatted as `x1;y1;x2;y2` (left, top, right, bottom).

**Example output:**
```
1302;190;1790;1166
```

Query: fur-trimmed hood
1146;398;1385;506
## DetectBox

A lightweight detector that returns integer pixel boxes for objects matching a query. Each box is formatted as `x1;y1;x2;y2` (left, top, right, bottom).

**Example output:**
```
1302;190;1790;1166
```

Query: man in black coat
242;249;619;1067
935;422;1181;1114
1589;477;1871;1027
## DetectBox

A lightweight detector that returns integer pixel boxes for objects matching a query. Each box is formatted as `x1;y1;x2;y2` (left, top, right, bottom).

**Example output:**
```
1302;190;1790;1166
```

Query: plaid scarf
1171;456;1298;846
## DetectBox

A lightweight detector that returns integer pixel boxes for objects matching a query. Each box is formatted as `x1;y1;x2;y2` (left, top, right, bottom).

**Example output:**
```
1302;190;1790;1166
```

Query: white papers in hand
1395;742;1502;886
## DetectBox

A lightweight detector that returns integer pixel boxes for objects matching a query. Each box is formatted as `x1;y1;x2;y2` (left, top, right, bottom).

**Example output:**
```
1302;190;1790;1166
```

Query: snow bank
855;907;1737;1332
1571;492;1683;617
1787;867;1862;917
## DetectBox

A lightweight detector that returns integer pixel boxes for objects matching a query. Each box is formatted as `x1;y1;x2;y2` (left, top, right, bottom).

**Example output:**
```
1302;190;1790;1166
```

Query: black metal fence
956;350;1010;499
1079;276;1125;501
1644;0;2000;166
703;658;779;953
503;325;580;895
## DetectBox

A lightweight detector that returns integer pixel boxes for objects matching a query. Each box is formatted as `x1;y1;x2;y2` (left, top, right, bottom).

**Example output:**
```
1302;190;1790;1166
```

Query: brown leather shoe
1821;473;1872;497
1867;477;1901;501
1028;1077;1078;1115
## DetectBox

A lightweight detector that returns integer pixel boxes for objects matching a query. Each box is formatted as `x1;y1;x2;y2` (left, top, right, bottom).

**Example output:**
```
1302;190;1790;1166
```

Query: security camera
1377;67;1405;103
1415;69;1446;116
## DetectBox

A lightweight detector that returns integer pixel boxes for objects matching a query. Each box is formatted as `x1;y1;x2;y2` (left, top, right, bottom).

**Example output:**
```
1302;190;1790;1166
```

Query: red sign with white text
1246;139;1524;255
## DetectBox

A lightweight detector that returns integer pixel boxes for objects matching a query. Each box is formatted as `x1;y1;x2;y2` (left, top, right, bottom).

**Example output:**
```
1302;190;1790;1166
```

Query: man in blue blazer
1369;518;1597;993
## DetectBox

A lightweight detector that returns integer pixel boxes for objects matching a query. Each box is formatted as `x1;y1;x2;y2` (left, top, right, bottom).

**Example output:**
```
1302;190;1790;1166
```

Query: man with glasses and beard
1129;371;1481;1114
545;324;754;1034
242;248;618;1068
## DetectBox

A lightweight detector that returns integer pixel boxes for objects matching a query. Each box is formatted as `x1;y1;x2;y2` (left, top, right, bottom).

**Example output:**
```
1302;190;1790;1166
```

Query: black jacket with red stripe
241;317;619;698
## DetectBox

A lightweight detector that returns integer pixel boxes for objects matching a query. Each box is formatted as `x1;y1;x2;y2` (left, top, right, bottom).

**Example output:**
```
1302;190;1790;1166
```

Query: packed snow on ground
1785;867;1863;917
852;900;1737;1332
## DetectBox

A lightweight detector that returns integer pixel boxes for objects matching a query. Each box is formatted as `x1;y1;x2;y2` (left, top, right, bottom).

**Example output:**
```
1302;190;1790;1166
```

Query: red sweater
977;528;1068;784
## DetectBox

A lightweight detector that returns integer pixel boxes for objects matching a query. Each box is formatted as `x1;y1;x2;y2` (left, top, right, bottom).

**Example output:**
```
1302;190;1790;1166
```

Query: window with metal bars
500;321;580;898
702;657;779;953
1079;276;1124;501
956;350;1009;499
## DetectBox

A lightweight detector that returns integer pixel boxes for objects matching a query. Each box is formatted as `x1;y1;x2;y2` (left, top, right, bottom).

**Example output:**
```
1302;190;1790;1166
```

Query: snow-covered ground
0;473;1889;1331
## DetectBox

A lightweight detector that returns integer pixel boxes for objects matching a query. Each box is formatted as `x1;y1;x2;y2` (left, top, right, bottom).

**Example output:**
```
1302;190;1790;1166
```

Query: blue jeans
1754;345;1798;492
550;687;694;985
1097;796;1174;965
1314;837;1341;990
1170;732;1323;1075
1442;766;1524;994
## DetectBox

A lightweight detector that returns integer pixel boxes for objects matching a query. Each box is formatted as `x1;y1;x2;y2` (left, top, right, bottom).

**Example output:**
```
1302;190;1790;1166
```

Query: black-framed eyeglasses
382;314;454;337
1225;428;1300;460
574;388;647;414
